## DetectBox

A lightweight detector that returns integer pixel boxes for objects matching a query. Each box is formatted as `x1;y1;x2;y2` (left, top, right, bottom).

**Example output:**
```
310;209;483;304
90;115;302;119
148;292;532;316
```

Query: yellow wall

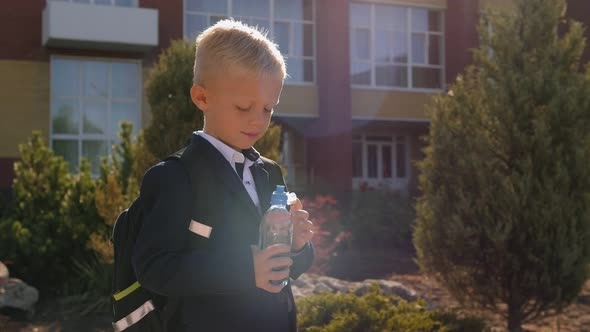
353;0;446;9
275;85;318;118
0;60;50;158
352;89;435;120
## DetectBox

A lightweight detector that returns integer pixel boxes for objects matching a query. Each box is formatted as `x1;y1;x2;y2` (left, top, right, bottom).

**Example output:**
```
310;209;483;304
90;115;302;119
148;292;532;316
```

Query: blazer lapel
250;161;272;214
182;134;261;221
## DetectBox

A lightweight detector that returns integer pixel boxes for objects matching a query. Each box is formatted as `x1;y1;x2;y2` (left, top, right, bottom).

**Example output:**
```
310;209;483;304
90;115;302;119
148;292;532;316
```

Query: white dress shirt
197;131;260;208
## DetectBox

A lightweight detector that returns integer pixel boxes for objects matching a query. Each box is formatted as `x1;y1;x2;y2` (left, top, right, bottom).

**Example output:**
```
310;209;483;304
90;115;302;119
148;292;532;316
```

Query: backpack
110;148;185;332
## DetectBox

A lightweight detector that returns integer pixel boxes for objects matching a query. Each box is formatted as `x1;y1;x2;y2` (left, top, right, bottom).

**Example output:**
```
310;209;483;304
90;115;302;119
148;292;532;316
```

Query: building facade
1;0;587;197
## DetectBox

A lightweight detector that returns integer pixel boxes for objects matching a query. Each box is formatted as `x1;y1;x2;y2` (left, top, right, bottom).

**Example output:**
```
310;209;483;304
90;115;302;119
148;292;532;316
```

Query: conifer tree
414;1;590;330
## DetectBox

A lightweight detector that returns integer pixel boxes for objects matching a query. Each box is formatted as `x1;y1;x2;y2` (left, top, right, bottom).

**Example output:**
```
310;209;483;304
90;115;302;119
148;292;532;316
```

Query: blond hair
193;19;286;85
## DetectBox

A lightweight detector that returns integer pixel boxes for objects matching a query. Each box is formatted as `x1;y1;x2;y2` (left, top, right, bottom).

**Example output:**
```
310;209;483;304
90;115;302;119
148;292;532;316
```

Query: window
184;0;315;83
49;0;137;7
50;57;141;174
350;3;444;90
352;134;408;181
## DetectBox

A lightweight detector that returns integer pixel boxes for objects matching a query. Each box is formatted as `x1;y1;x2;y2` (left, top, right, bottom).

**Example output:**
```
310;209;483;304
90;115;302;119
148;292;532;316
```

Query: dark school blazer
132;133;314;331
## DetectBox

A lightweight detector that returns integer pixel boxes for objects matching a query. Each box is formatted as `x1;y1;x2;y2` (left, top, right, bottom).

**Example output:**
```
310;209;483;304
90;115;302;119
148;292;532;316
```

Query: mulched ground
390;274;590;332
2;249;589;332
0;300;111;332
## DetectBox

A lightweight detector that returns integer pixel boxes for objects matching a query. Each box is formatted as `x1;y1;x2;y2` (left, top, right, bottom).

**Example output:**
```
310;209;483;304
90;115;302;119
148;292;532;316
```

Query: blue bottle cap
271;185;288;206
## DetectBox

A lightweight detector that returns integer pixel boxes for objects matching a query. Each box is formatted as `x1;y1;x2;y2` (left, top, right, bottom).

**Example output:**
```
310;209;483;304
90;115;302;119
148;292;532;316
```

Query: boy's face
190;65;283;151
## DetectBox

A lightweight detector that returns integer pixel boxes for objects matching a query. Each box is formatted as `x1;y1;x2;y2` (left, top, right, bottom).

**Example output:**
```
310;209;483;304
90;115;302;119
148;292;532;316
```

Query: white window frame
182;0;316;86
49;55;142;173
350;2;445;93
48;0;139;6
352;134;410;190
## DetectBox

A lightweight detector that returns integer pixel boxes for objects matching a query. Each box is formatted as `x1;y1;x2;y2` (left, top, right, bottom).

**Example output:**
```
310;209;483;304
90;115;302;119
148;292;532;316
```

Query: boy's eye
264;108;273;114
236;106;250;112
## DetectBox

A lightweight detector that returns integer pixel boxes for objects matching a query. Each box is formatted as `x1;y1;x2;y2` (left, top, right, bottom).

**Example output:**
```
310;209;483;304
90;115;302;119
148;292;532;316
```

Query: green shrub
349;189;415;251
3;132;100;296
297;285;485;332
144;39;202;159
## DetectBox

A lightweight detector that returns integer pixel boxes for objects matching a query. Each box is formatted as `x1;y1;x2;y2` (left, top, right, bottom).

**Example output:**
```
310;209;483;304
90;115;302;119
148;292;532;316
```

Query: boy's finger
291;209;309;221
289;198;303;211
294;219;313;231
268;256;293;269
269;269;290;282
260;244;291;260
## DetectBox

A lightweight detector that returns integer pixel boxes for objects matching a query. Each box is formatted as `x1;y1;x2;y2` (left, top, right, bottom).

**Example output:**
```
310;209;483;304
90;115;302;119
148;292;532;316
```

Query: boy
132;19;315;331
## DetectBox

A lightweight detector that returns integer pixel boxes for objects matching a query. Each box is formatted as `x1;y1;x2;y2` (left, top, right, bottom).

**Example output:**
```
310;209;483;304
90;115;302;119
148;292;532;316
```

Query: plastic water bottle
259;185;295;286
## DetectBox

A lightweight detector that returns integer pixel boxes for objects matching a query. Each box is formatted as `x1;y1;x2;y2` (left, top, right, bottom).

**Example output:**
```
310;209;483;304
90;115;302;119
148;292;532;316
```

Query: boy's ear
190;84;208;111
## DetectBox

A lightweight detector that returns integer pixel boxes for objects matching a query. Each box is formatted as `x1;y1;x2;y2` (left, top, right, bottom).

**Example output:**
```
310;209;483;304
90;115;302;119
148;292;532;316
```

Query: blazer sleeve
266;161;315;280
131;160;256;297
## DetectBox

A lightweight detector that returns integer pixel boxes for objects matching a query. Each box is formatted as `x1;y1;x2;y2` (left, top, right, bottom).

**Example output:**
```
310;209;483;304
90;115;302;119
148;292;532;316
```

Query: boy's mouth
242;132;260;138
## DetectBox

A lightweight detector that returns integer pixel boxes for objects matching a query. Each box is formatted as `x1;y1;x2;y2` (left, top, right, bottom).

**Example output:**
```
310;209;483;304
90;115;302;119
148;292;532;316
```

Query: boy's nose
249;109;268;124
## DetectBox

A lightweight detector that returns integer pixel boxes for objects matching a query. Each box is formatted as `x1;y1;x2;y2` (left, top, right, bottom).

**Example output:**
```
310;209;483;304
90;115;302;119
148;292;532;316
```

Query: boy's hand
290;198;314;252
251;244;293;293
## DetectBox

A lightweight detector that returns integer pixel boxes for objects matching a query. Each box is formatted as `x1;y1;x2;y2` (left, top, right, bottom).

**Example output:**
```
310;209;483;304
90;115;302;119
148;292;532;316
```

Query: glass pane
367;145;377;178
382;145;392;178
114;0;134;7
186;0;227;13
355;28;370;60
396;141;406;178
412;8;428;32
375;5;406;31
367;136;392;141
274;21;290;54
352;141;363;178
233;0;269;18
250;18;270;32
209;15;228;26
303;0;313;21
375;30;392;62
429;35;441;65
111;102;137;139
94;0;112;5
275;0;312;20
412;33;426;64
413;67;441;89
82;101;107;134
52;59;80;97
275;0;296;19
52;100;79;134
185;14;208;41
53;140;78;173
303;59;314;82
293;23;313;57
84;61;109;98
111;62;138;98
392;31;408;63
351;62;371;85
73;0;91;4
429;11;442;32
286;57;302;82
376;65;407;87
350;3;370;28
82;140;108;174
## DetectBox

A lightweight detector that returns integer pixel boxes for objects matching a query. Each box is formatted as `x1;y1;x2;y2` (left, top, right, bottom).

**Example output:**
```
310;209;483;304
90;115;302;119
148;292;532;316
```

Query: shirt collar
197;131;253;166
